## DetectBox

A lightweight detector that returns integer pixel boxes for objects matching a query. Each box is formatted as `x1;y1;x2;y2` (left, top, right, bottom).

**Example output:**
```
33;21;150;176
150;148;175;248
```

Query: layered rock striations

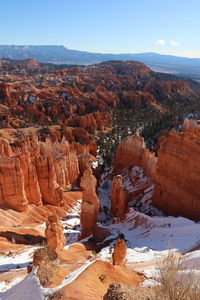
153;119;200;221
0;135;82;211
0;156;28;211
112;119;200;221
113;133;157;177
66;112;112;133
80;164;100;239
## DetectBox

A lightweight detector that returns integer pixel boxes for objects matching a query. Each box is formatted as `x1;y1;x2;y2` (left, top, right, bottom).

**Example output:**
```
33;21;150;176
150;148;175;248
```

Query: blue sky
0;0;199;57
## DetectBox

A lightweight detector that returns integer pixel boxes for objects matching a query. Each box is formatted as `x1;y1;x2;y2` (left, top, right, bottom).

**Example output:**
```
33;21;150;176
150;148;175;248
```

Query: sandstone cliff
0;135;81;211
111;133;157;217
113;133;157;177
153;120;200;221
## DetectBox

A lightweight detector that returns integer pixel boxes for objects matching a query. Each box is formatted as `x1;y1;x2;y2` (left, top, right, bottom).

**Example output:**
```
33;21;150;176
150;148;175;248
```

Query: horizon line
0;44;200;59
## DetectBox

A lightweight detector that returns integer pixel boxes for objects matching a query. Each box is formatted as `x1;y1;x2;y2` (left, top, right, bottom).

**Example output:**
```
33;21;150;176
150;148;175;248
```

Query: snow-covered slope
1;167;200;298
0;261;94;300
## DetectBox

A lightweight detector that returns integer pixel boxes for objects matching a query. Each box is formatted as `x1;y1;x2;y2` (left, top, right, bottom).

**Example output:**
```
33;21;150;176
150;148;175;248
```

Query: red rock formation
112;239;126;266
45;215;66;257
66;112;112;133
159;81;194;99
144;80;195;100
18;153;42;206
94;60;152;78
80;164;100;239
110;175;127;218
113;133;157;177
0;134;81;210
27;265;33;274
153;121;200;221
0;82;12;103
0;138;13;157
0;138;30;211
22;58;40;68
0;156;28;211
86;141;97;157
0;59;196;128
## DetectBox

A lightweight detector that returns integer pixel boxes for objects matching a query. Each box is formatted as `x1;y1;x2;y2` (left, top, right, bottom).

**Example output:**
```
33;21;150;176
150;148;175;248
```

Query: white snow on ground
0;270;44;300
98;208;200;263
121;166;163;215
0;261;94;300
1;169;200;296
62;199;82;244
95;166;200;287
97;207;200;286
0;277;25;296
98;169;112;209
0;247;36;272
0;200;83;295
140;250;200;286
183;250;200;269
107;208;200;253
97;206;200;287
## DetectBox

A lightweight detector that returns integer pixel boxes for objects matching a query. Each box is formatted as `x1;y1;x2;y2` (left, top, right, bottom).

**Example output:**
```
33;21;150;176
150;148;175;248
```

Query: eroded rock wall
0;135;82;211
113;134;157;177
153;121;200;220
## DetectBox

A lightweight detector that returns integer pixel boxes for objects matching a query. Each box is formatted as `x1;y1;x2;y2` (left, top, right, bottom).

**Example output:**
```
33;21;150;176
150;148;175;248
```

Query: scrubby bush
151;252;200;300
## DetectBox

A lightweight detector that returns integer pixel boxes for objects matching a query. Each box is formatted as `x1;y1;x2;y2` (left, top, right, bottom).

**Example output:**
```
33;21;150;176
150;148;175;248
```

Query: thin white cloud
170;40;180;46
155;39;166;46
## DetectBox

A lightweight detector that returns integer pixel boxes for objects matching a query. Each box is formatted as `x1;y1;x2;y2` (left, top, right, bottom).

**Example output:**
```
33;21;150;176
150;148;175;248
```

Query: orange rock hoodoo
80;164;100;239
113;133;157;177
0;135;80;211
110;175;127;218
45;215;66;257
112;239;127;266
153;119;200;221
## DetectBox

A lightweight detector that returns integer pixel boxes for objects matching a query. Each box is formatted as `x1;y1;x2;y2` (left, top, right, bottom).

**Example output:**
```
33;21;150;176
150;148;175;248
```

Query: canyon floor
0;170;200;300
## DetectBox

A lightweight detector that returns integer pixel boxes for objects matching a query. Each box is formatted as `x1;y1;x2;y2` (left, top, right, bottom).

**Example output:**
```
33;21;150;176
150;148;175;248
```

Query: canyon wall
110;133;156;217
111;120;200;221
153;119;200;221
0;134;94;211
113;133;157;177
